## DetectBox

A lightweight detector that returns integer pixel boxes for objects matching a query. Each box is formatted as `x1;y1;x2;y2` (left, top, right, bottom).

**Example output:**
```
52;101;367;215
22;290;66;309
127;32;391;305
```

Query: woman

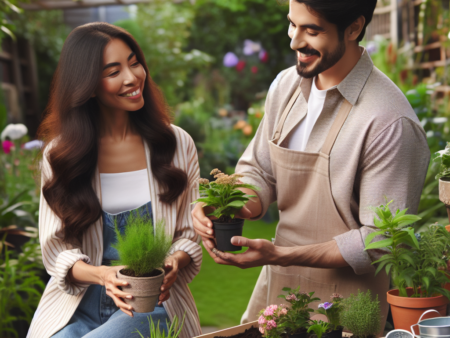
27;22;202;338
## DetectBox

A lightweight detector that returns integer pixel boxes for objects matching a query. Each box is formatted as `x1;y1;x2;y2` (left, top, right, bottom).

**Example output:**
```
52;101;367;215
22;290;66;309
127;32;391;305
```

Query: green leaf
394;214;421;227
226;200;246;208
365;238;393;250
364;230;386;247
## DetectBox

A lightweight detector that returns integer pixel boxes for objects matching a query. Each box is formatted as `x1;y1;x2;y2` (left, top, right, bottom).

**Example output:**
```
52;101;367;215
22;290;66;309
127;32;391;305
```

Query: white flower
23;140;44;150
1;124;28;140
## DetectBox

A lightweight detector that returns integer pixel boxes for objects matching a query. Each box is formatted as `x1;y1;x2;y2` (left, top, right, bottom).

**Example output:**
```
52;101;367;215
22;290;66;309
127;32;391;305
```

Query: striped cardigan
27;125;203;338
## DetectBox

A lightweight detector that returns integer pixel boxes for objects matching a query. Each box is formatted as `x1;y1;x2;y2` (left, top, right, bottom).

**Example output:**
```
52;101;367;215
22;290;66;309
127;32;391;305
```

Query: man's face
288;0;346;78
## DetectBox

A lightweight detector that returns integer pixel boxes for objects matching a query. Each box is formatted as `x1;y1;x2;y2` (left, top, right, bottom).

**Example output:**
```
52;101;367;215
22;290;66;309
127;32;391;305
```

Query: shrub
112;212;172;277
340;290;380;338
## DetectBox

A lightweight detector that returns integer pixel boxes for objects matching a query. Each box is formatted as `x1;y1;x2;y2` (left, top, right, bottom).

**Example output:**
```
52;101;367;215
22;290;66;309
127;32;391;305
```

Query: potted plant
340;290;381;338
365;200;450;331
316;294;344;338
277;286;320;338
193;168;259;251
435;143;450;223
112;212;172;313
258;304;289;338
307;320;329;338
134;314;185;338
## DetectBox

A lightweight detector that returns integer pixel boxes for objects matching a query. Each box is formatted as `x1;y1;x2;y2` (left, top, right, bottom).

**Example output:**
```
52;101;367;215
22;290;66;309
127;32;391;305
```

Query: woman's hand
159;254;179;305
100;265;135;317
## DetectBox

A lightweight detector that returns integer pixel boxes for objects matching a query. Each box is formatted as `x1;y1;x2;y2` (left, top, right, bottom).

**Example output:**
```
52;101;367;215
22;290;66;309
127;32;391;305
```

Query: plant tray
194;322;354;338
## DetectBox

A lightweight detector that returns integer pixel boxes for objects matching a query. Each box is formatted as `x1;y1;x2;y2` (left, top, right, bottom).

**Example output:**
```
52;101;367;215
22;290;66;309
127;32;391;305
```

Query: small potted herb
277;286;320;337
307;320;329;338
258;304;289;338
365;200;450;331
112;212;172;313
340;290;380;338
435;143;450;223
316;294;344;338
193;168;259;251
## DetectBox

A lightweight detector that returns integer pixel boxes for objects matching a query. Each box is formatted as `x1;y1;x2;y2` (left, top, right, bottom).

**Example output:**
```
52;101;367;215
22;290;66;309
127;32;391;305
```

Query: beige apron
242;86;390;326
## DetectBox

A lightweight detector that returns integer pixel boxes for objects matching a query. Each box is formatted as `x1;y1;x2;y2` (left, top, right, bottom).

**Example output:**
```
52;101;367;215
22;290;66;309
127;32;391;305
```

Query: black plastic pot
213;219;244;251
323;327;343;338
288;331;308;338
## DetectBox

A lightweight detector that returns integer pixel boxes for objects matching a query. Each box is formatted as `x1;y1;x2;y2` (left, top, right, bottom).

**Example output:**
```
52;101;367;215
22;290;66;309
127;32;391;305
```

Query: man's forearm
274;240;349;268
239;188;262;218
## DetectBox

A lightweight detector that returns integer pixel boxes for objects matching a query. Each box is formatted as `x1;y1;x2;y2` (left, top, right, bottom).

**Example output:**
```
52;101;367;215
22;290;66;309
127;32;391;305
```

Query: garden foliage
434;143;450;180
134;314;185;338
112;213;172;277
340;290;380;338
307;320;330;338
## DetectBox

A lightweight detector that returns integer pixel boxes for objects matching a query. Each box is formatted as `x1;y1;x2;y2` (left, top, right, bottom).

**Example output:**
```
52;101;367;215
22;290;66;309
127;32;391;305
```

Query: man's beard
296;42;346;79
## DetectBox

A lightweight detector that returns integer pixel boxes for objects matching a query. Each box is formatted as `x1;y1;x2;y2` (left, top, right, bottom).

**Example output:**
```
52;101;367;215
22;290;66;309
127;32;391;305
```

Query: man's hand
191;203;252;252
207;236;280;269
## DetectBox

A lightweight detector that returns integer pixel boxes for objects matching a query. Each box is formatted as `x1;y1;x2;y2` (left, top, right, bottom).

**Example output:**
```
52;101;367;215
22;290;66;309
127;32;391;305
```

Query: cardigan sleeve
39;146;91;296
168;129;202;284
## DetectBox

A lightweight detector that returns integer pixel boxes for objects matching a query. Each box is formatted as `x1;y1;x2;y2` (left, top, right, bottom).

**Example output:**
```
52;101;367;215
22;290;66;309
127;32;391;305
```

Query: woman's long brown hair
38;23;187;244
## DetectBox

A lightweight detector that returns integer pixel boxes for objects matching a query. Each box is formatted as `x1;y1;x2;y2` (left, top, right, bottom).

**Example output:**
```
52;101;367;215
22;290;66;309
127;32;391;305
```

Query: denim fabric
52;202;170;338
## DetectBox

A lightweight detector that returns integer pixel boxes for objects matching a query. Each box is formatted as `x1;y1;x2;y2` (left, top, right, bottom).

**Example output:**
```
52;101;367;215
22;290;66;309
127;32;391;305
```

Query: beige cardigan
27;125;203;338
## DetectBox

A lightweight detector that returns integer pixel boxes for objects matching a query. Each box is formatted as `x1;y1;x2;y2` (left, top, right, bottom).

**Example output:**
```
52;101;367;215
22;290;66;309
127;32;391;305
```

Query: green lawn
189;219;278;328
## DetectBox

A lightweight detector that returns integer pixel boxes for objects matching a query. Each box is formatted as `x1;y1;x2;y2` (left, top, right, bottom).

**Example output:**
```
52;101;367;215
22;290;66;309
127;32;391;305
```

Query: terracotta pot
387;288;449;334
117;268;165;313
213;219;244;252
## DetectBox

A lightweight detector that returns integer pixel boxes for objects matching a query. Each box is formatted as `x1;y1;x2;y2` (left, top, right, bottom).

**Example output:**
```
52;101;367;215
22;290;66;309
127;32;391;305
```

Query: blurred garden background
1;0;450;336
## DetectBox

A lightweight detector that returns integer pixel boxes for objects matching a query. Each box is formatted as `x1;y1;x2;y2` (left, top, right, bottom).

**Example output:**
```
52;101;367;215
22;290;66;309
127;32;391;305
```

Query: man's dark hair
293;0;377;42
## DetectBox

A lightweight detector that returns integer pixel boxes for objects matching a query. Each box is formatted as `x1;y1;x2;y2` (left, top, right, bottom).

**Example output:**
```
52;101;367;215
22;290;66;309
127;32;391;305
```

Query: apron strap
272;85;302;144
320;99;353;156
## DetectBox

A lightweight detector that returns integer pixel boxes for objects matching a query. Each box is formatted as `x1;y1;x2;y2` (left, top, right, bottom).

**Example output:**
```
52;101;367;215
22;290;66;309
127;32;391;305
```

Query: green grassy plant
112;213;172;277
134;314;185;338
340;290;380;338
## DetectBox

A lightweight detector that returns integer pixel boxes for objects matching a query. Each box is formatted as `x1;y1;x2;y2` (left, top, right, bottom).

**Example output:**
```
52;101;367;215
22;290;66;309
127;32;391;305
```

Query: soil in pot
118;267;164;313
322;327;343;338
214;326;262;338
213;218;244;252
387;288;449;333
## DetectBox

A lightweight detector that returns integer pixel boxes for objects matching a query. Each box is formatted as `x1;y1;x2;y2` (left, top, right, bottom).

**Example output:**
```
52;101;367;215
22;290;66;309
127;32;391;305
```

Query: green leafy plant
434;143;450;180
365;200;450;298
193;168;259;222
277;286;320;335
364;200;421;296
134;314;185;338
316;294;344;331
307;320;330;338
340;290;380;338
0;237;44;338
112;212;172;277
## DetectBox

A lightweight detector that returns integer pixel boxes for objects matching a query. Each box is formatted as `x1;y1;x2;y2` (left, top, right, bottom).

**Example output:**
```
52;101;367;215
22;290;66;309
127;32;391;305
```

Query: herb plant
112;212;172;277
193;168;259;222
316;294;344;331
365;200;450;298
340;290;380;338
434;143;450;180
307;320;330;338
277;286;320;334
364;200;421;297
134;314;185;338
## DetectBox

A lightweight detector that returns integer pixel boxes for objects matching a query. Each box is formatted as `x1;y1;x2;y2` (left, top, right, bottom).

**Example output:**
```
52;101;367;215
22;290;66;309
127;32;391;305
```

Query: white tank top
100;169;151;215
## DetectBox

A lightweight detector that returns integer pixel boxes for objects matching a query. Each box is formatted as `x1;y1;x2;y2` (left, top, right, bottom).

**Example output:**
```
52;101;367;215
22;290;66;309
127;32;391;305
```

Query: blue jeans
52;202;170;338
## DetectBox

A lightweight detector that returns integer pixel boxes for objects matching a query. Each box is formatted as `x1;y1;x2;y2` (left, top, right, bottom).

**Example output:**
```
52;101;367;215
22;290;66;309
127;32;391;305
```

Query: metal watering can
409;309;450;338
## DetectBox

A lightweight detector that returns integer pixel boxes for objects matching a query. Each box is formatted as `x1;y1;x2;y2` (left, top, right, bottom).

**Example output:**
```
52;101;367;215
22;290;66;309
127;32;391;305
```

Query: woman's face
94;38;146;113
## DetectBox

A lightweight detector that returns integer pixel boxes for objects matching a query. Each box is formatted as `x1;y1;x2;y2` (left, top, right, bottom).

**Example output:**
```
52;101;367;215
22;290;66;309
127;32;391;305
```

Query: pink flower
258;315;266;325
259;326;265;334
2;140;14;154
267;320;277;329
236;60;246;72
263;307;274;317
286;294;298;301
251;66;258;74
280;308;288;315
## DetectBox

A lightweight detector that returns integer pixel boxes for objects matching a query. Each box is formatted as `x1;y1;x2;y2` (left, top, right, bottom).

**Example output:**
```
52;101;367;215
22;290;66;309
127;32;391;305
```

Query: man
192;0;429;326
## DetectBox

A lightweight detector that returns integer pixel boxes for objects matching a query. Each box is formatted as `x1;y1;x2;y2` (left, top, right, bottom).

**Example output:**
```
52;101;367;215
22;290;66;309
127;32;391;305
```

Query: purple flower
243;39;262;55
223;52;239;67
366;41;377;55
318;302;333;310
23;139;44;150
